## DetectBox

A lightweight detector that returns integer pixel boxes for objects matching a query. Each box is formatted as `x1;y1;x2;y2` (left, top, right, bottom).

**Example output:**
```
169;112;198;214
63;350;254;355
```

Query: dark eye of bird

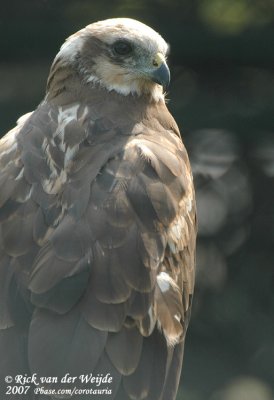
113;40;133;56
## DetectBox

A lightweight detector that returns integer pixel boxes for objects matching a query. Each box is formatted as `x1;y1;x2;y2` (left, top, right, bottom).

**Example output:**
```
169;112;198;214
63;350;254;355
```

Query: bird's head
47;18;170;102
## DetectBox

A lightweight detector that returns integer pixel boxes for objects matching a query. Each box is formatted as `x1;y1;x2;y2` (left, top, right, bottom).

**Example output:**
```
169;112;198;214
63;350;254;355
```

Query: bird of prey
0;18;196;400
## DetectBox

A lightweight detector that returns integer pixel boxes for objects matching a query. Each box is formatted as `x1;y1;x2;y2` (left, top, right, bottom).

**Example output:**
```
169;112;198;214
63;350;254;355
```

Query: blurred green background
1;1;274;399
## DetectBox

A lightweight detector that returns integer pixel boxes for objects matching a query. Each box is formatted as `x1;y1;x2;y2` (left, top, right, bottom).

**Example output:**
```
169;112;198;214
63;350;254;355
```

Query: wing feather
92;243;131;304
28;307;107;380
106;326;143;375
0;87;196;400
123;329;168;400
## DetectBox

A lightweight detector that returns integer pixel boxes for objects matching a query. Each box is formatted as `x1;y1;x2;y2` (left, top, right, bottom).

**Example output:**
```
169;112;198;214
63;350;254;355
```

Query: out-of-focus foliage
199;0;273;34
211;376;273;400
0;1;273;399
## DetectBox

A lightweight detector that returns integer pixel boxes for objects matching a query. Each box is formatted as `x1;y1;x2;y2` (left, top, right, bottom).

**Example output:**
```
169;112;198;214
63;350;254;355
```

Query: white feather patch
157;271;178;293
58;34;85;62
87;73;165;102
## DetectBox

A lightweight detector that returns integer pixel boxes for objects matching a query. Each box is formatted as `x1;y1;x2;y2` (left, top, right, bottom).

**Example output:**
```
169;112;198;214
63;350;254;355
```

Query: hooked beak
150;53;170;91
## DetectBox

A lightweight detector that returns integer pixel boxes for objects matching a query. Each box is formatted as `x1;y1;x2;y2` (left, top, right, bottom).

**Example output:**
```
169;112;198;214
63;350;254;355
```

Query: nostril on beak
152;53;164;68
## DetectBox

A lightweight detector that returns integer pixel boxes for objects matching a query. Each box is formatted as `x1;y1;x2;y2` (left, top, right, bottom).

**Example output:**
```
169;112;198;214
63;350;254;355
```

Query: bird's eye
113;40;133;56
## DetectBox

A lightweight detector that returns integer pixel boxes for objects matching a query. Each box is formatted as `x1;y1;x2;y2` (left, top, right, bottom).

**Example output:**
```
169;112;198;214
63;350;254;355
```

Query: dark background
1;1;274;399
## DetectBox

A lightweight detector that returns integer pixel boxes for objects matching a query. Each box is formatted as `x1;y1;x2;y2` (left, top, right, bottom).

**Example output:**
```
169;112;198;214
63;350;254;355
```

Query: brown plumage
0;18;196;399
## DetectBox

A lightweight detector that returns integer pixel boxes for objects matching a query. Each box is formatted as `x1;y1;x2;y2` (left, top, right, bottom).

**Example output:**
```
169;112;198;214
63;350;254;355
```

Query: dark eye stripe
113;40;133;56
